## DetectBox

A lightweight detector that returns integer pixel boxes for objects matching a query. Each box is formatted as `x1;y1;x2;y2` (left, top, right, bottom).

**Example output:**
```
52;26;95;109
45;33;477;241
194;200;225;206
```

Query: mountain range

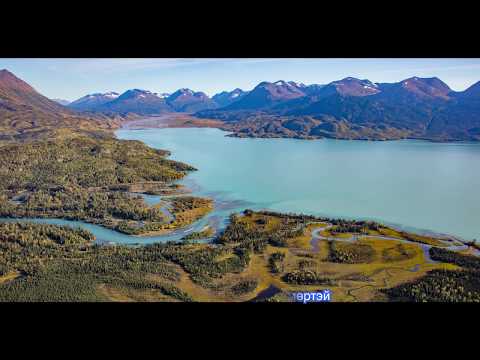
2;68;480;142
196;77;480;141
69;92;120;110
212;88;249;107
167;89;218;112
66;87;246;115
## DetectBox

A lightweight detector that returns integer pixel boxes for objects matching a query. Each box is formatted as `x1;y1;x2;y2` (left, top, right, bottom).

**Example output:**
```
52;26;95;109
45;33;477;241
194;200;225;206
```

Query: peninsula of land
1;69;480;302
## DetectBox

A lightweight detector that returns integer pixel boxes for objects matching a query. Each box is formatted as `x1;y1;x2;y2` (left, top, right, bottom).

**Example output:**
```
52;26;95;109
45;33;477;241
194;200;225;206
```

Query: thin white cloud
41;58;286;75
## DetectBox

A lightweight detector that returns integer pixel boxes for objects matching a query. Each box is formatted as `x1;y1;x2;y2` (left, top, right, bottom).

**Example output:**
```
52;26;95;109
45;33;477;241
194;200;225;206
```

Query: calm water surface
117;127;480;241
3;127;478;244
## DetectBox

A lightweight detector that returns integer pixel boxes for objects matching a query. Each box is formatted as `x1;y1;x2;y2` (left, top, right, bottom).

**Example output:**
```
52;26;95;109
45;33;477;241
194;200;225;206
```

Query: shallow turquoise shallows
117;127;480;241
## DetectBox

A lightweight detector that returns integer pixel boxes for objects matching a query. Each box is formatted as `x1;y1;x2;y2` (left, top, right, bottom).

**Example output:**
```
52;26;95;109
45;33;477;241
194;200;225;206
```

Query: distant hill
287;77;455;134
20;69;480;142
69;92;120;110
0;69;117;143
52;98;71;106
68;89;173;115
95;89;174;115
212;88;249;108
424;80;480;140
69;88;218;114
316;77;380;97
166;89;218;112
196;76;480;141
224;80;306;110
0;69;72;115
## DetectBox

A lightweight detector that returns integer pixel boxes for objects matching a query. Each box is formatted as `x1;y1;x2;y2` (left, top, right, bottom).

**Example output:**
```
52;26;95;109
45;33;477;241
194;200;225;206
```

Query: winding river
2;125;480;246
117;126;480;242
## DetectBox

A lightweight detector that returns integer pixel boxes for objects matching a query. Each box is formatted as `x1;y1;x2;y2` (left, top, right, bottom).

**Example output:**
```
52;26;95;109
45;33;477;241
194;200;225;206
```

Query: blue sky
1;58;480;101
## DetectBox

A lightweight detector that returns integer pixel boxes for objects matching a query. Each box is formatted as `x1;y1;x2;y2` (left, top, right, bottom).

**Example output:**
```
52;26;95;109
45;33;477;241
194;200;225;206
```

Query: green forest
383;248;480;302
0;134;478;302
2;210;480;302
0;135;212;235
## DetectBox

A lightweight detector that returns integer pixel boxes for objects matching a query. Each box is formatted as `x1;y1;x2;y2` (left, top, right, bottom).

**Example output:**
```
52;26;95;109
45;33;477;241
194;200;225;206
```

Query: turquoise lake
116;127;480;242
3;127;478;245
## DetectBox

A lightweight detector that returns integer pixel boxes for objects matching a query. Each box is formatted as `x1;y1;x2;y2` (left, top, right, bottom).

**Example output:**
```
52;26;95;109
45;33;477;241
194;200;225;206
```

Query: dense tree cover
2;210;478;302
218;212;304;252
298;259;317;270
0;190;212;236
429;247;480;271
112;196;212;236
383;270;480;302
256;210;318;222
0;136;194;191
217;214;269;252
327;241;375;264
384;248;480;302
282;270;337;286
0;222;194;301
181;227;214;243
0;135;206;235
268;252;285;273
156;244;250;287
169;197;210;213
0;189;168;233
230;279;258;295
108;182;183;196
257;210;387;233
0;222;93;276
0;266;104;302
330;221;380;234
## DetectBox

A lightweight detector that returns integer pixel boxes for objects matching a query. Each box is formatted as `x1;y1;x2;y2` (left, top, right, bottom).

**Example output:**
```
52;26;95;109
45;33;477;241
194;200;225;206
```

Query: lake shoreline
116;125;480;242
120;114;480;144
1;119;477;247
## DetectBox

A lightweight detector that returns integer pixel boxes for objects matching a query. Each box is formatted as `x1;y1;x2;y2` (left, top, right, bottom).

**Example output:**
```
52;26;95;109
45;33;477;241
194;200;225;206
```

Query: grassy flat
0;204;474;302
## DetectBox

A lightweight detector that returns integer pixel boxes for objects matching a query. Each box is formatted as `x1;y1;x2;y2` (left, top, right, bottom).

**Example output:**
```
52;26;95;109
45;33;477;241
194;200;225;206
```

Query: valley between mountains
61;75;480;142
1;69;480;302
